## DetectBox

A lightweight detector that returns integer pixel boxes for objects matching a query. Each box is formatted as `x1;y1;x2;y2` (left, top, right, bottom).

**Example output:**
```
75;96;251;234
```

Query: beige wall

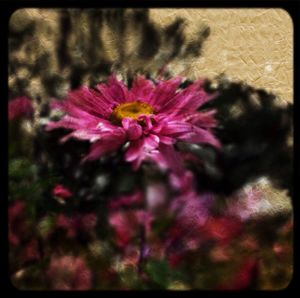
150;9;293;104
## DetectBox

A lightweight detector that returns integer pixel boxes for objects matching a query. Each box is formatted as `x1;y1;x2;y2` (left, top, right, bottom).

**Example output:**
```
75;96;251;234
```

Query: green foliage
9;158;59;202
144;259;184;289
37;215;56;238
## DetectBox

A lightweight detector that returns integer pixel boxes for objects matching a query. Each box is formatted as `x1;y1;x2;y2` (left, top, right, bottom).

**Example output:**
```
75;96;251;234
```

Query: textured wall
150;9;293;104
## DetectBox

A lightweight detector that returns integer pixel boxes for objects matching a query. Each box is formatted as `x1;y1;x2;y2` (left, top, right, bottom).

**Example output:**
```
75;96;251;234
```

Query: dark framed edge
0;0;298;296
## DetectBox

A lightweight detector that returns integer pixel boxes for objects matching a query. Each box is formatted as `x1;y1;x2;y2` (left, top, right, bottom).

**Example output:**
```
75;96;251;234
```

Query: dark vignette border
0;0;299;296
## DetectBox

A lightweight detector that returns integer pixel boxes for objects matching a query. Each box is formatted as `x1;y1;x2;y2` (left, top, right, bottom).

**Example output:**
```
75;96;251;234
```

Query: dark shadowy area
9;8;211;99
186;77;293;198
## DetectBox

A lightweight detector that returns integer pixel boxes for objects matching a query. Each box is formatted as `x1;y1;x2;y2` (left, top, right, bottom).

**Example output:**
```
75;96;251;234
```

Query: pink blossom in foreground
46;255;92;290
8;96;33;121
46;75;220;173
52;184;73;199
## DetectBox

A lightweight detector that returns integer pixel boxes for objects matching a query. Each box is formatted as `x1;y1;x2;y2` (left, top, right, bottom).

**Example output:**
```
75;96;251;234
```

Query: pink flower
108;191;143;209
164;191;215;256
169;170;194;192
46;255;92;290
109;210;153;248
52;184;73;199
55;213;97;238
170;191;214;228
8;96;33;121
8;201;27;246
46;75;220;173
146;183;168;212
226;186;268;222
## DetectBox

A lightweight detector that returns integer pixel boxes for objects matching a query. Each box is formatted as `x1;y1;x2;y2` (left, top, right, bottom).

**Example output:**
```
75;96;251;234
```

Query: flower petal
159;80;216;115
96;75;129;104
160;121;221;148
129;75;155;102
148;77;182;109
122;118;143;140
82;129;126;162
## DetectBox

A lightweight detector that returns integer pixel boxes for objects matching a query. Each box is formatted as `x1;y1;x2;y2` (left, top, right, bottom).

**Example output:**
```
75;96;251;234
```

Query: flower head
46;75;220;173
8;96;33;121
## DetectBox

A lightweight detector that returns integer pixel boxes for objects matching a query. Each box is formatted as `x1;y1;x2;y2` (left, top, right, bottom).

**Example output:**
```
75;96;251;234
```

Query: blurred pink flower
201;216;243;245
21;239;40;263
52;184;73;201
9;201;41;263
108;191;143;209
47;255;92;290
226;186;268;221
109;210;153;248
8;201;26;246
46;75;220;173
8;96;33;121
169;170;194;192
146;183;168;211
56;213;97;238
162;191;215;263
170;191;214;228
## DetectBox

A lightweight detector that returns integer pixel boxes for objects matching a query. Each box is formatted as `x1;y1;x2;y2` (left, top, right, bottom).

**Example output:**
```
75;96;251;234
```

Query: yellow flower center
111;101;154;123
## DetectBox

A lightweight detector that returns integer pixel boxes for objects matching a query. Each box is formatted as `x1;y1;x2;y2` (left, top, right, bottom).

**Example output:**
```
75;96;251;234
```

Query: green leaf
144;259;172;288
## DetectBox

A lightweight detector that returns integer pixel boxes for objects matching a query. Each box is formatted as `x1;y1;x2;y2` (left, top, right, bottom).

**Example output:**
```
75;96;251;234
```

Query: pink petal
158;143;184;174
125;135;160;169
148;77;182;109
169;170;194;192
122;118;143;140
160;121;221;148
129;75;155;102
52;184;73;198
66;87;114;118
159;80;216;115
82;129;126;162
185;110;217;128
59;130;101;143
124;139;144;163
96;75;128;104
177;127;221;148
144;134;160;150
108;192;143;209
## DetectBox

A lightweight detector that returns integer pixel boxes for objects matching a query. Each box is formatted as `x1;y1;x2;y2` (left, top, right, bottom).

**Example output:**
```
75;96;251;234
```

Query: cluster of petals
46;75;220;173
